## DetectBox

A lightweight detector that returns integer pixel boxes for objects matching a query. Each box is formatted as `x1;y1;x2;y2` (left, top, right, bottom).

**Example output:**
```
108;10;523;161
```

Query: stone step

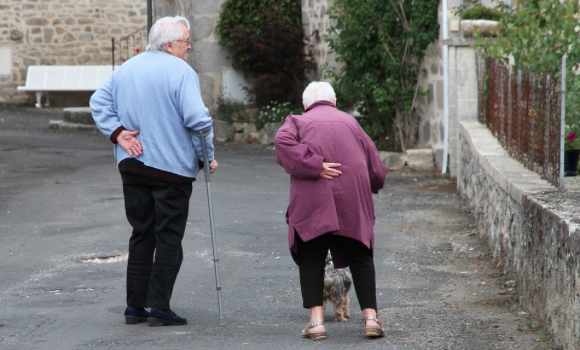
63;107;94;124
380;149;435;170
48;119;98;132
48;107;98;132
380;151;407;170
406;149;435;170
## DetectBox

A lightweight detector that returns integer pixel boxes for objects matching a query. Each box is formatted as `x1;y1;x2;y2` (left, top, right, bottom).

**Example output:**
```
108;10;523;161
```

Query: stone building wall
0;0;147;105
154;0;338;109
416;41;444;159
416;0;458;173
416;0;496;175
300;0;342;79
153;0;229;109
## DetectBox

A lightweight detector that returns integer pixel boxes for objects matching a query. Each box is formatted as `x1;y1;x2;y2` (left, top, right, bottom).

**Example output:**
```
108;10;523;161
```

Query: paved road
0;105;560;349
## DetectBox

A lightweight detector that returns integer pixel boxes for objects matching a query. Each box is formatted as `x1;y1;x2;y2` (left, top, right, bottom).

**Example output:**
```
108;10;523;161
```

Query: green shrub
565;75;580;140
216;0;314;107
255;101;302;130
216;99;255;123
460;5;502;21
326;0;439;151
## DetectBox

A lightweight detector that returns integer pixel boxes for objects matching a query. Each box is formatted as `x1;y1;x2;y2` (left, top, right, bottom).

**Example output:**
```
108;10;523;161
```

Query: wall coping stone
460;121;557;204
442;38;497;47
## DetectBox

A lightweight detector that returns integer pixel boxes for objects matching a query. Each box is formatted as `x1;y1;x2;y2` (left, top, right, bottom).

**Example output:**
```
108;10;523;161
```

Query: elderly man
90;16;218;327
275;82;388;340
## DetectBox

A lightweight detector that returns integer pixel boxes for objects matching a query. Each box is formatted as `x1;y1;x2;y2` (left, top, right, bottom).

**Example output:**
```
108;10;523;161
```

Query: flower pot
460;20;500;38
564;149;580;176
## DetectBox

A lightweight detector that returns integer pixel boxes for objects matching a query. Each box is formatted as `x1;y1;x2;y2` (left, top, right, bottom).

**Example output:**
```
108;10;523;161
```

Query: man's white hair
302;81;336;108
146;16;191;52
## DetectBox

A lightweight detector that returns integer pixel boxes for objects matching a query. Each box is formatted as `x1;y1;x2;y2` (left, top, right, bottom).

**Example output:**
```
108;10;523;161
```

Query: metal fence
476;54;562;187
112;25;147;70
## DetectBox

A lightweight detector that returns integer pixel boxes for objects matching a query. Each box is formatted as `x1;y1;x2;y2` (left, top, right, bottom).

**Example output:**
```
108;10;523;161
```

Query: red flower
120;57;127;63
568;132;577;143
135;48;141;53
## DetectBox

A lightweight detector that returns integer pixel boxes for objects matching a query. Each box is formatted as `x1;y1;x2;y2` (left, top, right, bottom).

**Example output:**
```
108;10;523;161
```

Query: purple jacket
275;100;388;267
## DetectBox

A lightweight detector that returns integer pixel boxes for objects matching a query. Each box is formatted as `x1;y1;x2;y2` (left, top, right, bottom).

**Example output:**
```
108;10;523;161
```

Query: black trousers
297;233;377;310
121;172;192;310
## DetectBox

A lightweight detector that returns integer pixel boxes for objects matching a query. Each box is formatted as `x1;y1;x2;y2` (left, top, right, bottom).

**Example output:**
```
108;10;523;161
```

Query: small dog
324;252;352;322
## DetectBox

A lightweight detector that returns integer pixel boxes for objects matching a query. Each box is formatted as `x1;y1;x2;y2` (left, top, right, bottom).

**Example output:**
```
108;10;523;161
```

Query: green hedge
216;0;314;107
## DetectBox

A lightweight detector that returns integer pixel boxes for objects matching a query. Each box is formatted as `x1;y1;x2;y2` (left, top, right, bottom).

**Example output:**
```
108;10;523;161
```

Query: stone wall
416;41;444;161
153;0;229;109
300;0;342;79
416;0;495;175
0;0;147;105
459;120;580;350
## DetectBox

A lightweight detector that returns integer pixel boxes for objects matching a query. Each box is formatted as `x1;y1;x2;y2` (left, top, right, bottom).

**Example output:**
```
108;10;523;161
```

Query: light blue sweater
90;51;214;178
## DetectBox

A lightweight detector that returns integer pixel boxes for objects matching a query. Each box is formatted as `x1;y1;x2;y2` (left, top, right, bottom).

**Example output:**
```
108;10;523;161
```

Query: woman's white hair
146;16;190;52
302;81;336;108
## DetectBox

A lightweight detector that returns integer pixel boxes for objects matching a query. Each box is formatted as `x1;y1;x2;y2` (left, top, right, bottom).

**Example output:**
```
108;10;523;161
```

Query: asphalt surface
0;105;561;350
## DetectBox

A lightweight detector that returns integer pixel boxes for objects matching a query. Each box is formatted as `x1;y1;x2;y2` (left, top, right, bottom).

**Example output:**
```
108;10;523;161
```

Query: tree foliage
460;5;502;21
454;0;502;20
484;0;580;128
486;0;580;75
216;0;314;107
326;0;439;151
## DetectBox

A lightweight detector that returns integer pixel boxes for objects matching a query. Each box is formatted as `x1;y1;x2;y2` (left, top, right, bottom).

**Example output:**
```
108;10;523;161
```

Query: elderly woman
275;82;388;340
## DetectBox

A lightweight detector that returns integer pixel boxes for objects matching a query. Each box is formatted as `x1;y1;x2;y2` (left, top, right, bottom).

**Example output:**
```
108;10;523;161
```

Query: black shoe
124;307;150;324
148;308;188;326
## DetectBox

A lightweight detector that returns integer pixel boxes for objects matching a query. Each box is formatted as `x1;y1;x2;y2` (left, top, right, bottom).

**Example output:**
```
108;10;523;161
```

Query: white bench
17;65;113;108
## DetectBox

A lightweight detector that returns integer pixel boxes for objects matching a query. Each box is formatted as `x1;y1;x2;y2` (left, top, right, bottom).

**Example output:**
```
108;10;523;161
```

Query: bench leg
35;92;50;108
35;92;42;108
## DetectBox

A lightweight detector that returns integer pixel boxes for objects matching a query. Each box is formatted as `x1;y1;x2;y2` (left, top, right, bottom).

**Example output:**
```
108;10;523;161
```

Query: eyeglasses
176;39;191;45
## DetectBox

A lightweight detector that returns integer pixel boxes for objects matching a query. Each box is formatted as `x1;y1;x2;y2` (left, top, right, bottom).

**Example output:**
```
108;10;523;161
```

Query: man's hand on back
117;130;142;157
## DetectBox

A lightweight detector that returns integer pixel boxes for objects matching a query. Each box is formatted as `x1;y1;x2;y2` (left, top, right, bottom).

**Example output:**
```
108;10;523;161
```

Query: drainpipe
442;0;450;174
111;38;115;71
147;0;153;37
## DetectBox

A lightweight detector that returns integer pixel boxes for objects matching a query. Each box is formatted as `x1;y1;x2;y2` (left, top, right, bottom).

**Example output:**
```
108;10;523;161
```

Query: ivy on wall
326;0;440;151
216;0;314;107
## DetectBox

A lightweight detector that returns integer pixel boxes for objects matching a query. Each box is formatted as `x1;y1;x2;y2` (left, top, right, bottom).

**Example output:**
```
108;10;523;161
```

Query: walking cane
193;125;225;326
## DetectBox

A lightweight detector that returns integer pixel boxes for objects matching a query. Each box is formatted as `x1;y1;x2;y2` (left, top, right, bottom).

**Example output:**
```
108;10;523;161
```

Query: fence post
507;67;512;149
517;70;522;157
529;75;536;168
560;55;567;188
499;64;504;143
545;75;551;178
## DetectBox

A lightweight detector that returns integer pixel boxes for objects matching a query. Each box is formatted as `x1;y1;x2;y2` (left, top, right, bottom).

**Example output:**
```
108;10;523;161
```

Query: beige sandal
364;316;385;338
301;320;327;340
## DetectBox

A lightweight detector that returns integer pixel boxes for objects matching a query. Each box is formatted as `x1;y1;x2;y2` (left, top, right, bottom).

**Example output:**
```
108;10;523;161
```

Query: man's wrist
110;126;126;144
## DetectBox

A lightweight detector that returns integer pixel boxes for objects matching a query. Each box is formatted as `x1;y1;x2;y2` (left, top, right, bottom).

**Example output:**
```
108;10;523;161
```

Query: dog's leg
343;295;351;319
332;298;347;322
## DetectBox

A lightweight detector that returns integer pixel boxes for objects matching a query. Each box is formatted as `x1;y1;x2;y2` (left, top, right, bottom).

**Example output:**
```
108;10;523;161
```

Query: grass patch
537;333;551;342
523;323;540;332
